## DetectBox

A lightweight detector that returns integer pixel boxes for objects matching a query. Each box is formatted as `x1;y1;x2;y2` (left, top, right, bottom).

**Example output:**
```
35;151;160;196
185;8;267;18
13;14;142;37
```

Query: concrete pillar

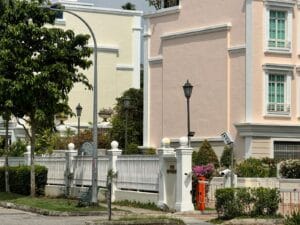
24;145;31;166
107;141;122;202
157;138;176;208
175;137;194;212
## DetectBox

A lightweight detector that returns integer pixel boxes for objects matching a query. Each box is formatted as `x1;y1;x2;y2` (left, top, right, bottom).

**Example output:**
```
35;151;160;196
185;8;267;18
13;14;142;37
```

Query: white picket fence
116;155;159;192
0;154;160;192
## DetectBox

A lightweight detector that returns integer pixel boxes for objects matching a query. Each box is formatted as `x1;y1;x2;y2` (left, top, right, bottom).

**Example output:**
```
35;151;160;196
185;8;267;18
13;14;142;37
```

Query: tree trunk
30;123;36;197
4;116;9;192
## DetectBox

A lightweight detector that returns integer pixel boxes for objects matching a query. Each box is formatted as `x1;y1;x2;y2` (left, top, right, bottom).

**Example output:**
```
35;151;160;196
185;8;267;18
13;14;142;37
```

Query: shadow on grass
0;192;107;212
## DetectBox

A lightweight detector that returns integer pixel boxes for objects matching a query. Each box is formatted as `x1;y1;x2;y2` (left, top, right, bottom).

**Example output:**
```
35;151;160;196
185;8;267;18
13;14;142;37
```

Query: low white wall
115;190;158;204
45;185;106;201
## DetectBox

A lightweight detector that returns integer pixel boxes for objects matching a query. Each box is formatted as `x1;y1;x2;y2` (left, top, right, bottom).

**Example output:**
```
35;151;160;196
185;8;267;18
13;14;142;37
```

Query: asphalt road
0;206;214;225
0;207;103;225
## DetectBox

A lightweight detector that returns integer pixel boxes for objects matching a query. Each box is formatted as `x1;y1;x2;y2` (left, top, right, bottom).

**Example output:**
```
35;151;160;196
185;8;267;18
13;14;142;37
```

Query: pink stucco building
143;0;300;160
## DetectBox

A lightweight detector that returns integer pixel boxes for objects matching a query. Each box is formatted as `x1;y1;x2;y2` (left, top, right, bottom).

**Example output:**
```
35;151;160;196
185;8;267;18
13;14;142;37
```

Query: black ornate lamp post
76;103;83;140
183;80;194;147
123;97;130;152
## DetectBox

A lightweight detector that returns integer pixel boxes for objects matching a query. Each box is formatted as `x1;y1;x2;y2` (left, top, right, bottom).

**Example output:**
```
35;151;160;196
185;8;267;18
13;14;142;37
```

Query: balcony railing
267;103;290;113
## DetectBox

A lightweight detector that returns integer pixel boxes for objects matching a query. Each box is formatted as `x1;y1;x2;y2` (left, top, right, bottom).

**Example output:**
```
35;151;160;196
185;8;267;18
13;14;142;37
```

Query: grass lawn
0;192;106;212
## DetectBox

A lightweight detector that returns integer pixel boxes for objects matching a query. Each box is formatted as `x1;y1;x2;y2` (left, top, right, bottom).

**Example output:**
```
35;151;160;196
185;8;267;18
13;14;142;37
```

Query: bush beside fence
0;165;48;195
215;187;281;220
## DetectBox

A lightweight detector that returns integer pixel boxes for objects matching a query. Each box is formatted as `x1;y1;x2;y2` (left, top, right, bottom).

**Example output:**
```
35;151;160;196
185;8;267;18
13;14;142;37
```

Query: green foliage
193;140;219;168
114;200;161;211
215;188;241;219
251;187;280;216
261;157;279;177
109;88;143;151
0;165;47;195
280;159;300;178
0;139;27;157
236;158;271;177
220;145;235;168
8;139;27;156
121;2;136;10
125;142;140;155
215;187;281;220
143;147;156;155
0;0;92;195
284;211;300;225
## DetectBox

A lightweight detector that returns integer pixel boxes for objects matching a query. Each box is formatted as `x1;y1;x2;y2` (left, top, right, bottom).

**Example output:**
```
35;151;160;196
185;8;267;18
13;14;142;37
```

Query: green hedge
0;165;47;195
236;158;277;177
215;187;280;220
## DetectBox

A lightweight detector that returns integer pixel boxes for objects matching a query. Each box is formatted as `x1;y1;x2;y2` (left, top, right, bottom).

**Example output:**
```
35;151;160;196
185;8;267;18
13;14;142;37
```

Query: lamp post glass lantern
76;103;82;138
183;80;193;147
123;97;130;152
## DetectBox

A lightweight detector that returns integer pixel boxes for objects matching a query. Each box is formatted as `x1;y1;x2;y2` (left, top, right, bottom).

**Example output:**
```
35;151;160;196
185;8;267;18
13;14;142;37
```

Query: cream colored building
54;3;142;128
143;0;300;160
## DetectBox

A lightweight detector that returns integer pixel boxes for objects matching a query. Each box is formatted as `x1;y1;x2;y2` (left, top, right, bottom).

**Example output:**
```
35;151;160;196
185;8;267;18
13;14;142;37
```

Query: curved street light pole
47;7;99;204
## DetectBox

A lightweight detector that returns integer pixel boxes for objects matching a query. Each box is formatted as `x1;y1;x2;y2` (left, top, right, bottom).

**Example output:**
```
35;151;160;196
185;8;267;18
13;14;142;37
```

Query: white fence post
175;137;194;212
107;141;122;202
157;138;175;209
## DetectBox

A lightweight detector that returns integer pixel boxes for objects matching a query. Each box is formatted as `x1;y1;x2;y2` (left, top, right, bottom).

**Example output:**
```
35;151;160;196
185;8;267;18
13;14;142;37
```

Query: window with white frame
268;10;287;48
264;1;293;52
264;66;292;115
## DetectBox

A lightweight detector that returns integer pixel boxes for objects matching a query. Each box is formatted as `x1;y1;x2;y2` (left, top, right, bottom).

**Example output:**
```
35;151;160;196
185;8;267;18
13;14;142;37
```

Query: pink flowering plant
192;163;215;180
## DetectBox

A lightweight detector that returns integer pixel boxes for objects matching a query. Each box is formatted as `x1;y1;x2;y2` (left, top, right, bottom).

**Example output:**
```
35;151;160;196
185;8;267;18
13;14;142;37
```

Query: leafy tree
192;139;219;168
146;0;162;9
109;88;143;154
0;0;92;196
121;2;136;10
220;145;235;168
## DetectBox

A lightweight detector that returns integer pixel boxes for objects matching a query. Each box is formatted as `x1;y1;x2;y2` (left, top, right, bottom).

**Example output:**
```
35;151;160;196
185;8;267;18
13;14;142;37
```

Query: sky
56;0;154;12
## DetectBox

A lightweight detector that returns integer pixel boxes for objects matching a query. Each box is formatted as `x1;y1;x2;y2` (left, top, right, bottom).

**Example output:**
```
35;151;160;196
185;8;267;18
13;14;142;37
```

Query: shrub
261;157;279;177
280;160;300;178
125;143;140;154
236;158;270;177
251;187;280;216
0;165;47;195
220;145;235;168
285;211;300;225
193;140;219;168
215;187;280;219
215;188;241;219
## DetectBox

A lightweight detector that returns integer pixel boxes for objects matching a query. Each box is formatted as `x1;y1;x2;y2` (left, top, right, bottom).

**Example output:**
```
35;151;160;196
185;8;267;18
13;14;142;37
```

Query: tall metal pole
187;98;191;147
48;7;99;204
77;116;80;140
125;109;128;152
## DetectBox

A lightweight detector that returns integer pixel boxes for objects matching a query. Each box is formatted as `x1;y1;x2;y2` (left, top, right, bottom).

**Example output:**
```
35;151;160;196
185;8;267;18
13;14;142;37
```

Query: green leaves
0;0;92;135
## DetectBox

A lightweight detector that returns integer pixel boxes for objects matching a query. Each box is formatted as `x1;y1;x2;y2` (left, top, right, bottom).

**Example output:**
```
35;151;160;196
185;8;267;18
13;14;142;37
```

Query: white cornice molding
170;136;224;143
228;45;246;53
264;0;296;8
116;64;134;71
149;55;163;64
65;5;143;16
263;63;295;71
144;5;180;18
236;123;300;138
88;44;119;53
161;23;232;41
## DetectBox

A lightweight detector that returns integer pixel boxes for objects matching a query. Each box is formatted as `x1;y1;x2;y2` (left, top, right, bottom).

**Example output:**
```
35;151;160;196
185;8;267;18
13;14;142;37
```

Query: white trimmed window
264;1;293;52
264;64;292;115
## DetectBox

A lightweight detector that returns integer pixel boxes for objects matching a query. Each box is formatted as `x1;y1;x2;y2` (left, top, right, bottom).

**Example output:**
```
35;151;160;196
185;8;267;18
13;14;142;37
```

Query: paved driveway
0;207;103;225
